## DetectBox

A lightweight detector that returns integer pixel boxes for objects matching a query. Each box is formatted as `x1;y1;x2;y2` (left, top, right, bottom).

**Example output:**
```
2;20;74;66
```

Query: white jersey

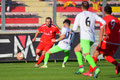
73;11;106;42
58;27;75;50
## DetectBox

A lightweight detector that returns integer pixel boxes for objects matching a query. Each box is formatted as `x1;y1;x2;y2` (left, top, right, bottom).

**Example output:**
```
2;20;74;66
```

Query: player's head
81;1;89;10
63;19;71;27
104;5;112;15
45;17;52;27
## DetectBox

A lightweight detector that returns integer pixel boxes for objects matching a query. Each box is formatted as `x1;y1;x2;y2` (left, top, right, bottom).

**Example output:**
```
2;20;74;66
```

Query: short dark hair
63;19;71;26
81;1;89;10
46;17;52;22
104;5;112;14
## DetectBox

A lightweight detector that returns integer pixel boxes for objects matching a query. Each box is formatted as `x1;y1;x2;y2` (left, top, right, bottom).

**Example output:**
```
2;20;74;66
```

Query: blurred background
0;0;120;62
0;0;120;30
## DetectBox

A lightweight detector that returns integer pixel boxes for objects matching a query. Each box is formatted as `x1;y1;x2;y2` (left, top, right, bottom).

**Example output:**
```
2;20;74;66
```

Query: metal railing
1;0;5;30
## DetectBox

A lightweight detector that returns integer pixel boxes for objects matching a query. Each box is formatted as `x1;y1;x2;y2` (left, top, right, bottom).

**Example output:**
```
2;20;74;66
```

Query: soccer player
32;17;60;67
72;1;106;78
40;19;75;68
83;5;120;77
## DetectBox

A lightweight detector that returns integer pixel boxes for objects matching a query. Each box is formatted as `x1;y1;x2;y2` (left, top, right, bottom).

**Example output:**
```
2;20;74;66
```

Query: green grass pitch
0;61;120;80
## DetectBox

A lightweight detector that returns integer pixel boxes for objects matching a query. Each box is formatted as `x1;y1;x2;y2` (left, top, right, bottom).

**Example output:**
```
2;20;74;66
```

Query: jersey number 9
111;19;115;29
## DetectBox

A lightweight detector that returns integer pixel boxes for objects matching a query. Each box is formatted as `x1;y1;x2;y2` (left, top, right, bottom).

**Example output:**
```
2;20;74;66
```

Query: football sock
85;55;97;69
44;53;50;64
75;52;83;66
36;55;44;65
63;52;70;64
79;65;84;73
90;56;97;72
79;65;83;68
106;56;118;66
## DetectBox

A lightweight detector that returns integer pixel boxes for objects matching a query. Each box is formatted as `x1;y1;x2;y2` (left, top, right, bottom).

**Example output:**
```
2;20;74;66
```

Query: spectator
6;0;12;12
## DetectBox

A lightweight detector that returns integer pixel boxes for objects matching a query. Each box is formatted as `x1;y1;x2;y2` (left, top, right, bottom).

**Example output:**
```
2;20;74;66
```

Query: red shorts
96;41;119;56
36;42;53;51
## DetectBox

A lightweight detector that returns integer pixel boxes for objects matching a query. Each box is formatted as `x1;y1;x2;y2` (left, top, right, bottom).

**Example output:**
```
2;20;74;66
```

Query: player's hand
97;43;101;49
104;34;109;39
69;31;72;34
32;38;36;42
51;39;56;42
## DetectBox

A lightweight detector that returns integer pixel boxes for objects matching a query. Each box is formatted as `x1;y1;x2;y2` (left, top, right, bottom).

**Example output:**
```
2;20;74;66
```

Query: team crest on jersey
50;31;52;33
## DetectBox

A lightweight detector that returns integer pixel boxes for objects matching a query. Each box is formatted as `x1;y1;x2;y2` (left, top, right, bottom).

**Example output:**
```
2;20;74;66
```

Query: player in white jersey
72;1;106;78
57;27;74;50
40;19;75;68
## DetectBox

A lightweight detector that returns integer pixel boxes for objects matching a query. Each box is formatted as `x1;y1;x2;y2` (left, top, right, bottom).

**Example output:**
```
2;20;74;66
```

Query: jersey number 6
85;17;91;27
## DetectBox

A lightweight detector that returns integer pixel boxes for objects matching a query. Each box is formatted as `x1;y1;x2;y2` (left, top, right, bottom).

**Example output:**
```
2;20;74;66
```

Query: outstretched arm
98;25;106;47
32;31;39;42
72;14;79;31
52;34;65;42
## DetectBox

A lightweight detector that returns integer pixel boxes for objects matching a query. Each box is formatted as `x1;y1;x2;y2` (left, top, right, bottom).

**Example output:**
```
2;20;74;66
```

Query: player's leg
81;39;100;78
104;55;120;75
62;50;70;68
41;45;64;68
74;43;84;74
35;42;44;61
103;44;120;74
104;55;118;66
35;49;42;61
83;50;100;77
35;49;42;67
35;42;45;67
35;51;46;66
104;45;119;66
36;43;53;67
84;41;106;76
44;45;64;65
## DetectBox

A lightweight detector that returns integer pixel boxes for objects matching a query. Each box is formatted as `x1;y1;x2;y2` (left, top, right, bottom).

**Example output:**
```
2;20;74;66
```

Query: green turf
0;61;120;80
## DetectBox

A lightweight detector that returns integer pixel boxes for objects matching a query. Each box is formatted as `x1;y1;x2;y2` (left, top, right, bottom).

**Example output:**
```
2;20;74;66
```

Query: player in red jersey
32;17;60;67
83;5;120;77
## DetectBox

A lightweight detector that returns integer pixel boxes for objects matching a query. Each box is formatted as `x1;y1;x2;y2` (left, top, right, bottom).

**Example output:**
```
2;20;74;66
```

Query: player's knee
42;51;46;55
93;50;99;57
36;51;39;54
84;53;89;56
103;54;107;59
74;47;78;52
36;49;41;54
47;50;52;54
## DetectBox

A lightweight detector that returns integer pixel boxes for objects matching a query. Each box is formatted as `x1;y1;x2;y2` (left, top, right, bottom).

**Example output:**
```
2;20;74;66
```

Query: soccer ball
16;52;24;60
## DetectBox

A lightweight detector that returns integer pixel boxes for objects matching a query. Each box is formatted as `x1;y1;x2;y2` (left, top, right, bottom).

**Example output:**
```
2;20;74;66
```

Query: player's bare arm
99;25;105;47
103;25;109;39
32;31;39;42
52;34;65;42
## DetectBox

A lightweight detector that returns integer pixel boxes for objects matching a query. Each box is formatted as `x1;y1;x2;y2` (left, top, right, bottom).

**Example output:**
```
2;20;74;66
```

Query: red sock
89;56;97;72
36;55;44;65
93;66;97;71
79;65;83;68
106;56;118;66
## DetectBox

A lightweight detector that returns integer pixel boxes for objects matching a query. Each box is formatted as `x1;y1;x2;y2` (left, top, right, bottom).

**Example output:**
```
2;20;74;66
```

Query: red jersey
101;15;120;44
38;24;60;43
